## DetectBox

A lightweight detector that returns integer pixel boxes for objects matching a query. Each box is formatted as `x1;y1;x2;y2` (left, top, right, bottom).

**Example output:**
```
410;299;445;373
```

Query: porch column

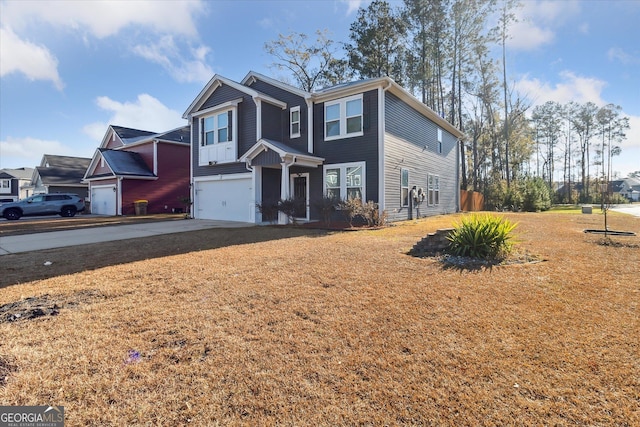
279;160;291;225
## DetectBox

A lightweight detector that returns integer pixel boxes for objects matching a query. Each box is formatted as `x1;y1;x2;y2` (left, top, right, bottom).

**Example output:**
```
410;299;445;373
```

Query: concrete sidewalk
0;219;253;255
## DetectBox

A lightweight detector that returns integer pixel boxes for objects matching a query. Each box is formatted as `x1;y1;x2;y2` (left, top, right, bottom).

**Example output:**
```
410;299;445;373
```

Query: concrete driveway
610;203;640;217
0;219;253;255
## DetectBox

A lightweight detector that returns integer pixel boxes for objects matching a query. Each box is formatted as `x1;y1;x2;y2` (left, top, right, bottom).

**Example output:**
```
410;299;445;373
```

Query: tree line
265;0;632;209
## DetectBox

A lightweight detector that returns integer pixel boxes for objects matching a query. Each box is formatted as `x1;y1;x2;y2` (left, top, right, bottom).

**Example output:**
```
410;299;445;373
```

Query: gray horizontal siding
384;91;459;221
248;80;309;153
192;84;257;178
314;89;379;202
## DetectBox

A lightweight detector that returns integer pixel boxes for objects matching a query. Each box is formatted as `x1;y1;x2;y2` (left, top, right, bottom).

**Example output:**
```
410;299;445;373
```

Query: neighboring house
23;155;90;198
0;167;34;201
183;71;463;224
83;125;191;215
612;177;640;202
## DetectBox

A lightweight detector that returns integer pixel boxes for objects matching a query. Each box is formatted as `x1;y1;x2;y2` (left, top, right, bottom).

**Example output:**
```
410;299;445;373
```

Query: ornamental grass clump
446;214;517;260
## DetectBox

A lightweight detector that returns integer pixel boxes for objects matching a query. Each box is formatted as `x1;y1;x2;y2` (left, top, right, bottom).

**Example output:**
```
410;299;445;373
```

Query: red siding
125;143;154;171
120;143;190;215
92;158;112;175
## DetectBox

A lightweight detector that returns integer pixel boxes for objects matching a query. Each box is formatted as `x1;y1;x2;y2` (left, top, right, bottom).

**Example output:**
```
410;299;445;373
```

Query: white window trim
401;169;409;207
324;94;364;141
0;179;11;193
197;105;238;166
323;161;366;200
428;174;440;206
437;128;443;154
290;106;301;139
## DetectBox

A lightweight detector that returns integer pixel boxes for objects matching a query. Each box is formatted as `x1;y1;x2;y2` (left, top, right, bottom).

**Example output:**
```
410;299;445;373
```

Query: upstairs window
201;110;233;146
437;128;443;154
197;104;238;165
290;106;301;138
324;94;363;141
0;179;10;193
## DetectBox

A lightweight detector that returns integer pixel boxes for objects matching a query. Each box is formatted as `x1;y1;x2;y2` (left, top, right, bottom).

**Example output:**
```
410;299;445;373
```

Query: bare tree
265;29;351;92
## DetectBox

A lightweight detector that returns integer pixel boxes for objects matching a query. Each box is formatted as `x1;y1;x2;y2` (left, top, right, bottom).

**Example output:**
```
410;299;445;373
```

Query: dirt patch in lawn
0;212;638;426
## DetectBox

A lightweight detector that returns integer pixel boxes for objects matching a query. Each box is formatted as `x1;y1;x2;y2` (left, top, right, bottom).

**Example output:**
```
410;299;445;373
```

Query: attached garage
91;185;117;215
195;175;253;222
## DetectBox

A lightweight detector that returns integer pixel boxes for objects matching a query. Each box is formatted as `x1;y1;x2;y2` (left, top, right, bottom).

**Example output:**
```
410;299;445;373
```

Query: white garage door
91;185;117;215
196;177;253;222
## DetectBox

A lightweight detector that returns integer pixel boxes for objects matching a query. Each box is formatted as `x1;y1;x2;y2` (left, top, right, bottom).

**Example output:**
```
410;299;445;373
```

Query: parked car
0;193;85;220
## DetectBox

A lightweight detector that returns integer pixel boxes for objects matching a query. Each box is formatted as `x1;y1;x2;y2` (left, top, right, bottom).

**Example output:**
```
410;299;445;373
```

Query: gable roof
241;71;312;99
182;74;287;119
0;167;34;180
40;155;91;169
241;138;324;168
35;166;88;186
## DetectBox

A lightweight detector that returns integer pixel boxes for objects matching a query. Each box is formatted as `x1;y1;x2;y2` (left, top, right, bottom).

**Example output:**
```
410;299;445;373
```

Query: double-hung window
197;103;238;165
202;110;232;146
324;94;363;141
401;169;409;207
428;174;440;206
290;106;301;138
324;162;365;200
0;179;10;193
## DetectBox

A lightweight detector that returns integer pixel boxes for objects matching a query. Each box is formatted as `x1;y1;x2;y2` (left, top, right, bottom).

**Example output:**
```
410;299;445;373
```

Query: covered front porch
241;138;324;224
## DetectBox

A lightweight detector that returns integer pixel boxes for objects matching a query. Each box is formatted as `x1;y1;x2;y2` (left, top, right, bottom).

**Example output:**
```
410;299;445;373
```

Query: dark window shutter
363;96;370;130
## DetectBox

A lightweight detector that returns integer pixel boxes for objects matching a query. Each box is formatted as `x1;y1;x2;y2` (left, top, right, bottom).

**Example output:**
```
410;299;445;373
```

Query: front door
291;173;309;220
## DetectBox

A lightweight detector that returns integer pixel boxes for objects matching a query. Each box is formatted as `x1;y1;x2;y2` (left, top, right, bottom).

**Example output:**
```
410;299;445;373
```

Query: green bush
446;214;517;260
522;177;551;212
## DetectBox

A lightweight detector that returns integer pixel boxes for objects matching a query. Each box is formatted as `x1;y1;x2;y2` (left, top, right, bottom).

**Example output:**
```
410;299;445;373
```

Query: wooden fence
460;190;485;212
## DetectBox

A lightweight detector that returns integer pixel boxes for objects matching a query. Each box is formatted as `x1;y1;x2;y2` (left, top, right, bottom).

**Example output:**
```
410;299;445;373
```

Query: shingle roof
36;166;88;186
154;126;190;144
112;126;157;143
0;167;34;179
41;155;91;169
100;149;155;177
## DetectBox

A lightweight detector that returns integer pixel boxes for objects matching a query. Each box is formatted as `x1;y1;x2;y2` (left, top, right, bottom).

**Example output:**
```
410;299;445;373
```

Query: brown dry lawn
1;212;638;426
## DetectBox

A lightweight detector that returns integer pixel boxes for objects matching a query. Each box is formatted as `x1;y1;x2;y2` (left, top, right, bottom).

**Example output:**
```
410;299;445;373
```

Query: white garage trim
193;173;254;223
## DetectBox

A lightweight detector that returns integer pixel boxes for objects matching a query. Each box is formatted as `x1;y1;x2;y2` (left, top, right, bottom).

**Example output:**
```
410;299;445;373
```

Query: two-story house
83;125;191;215
0;167;34;202
183;71;463;224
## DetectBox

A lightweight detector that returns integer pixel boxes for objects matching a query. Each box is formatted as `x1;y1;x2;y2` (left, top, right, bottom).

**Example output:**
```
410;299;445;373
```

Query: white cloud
515;70;607;107
0;27;63;89
607;47;639;65
341;0;365;15
132;36;213;84
0;0;204;39
508;0;580;51
83;94;186;141
0;137;72;167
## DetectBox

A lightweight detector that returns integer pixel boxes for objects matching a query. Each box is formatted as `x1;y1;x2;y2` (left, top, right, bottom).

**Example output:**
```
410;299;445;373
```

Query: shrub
446;214;517;260
522;177;551;212
338;198;387;228
312;195;339;226
256;200;279;223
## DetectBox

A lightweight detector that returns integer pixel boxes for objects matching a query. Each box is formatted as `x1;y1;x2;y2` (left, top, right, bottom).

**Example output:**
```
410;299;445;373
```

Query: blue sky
1;0;639;178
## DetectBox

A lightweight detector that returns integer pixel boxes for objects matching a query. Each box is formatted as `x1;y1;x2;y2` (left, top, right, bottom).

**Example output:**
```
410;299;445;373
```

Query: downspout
379;80;393;214
306;97;313;154
117;176;123;215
